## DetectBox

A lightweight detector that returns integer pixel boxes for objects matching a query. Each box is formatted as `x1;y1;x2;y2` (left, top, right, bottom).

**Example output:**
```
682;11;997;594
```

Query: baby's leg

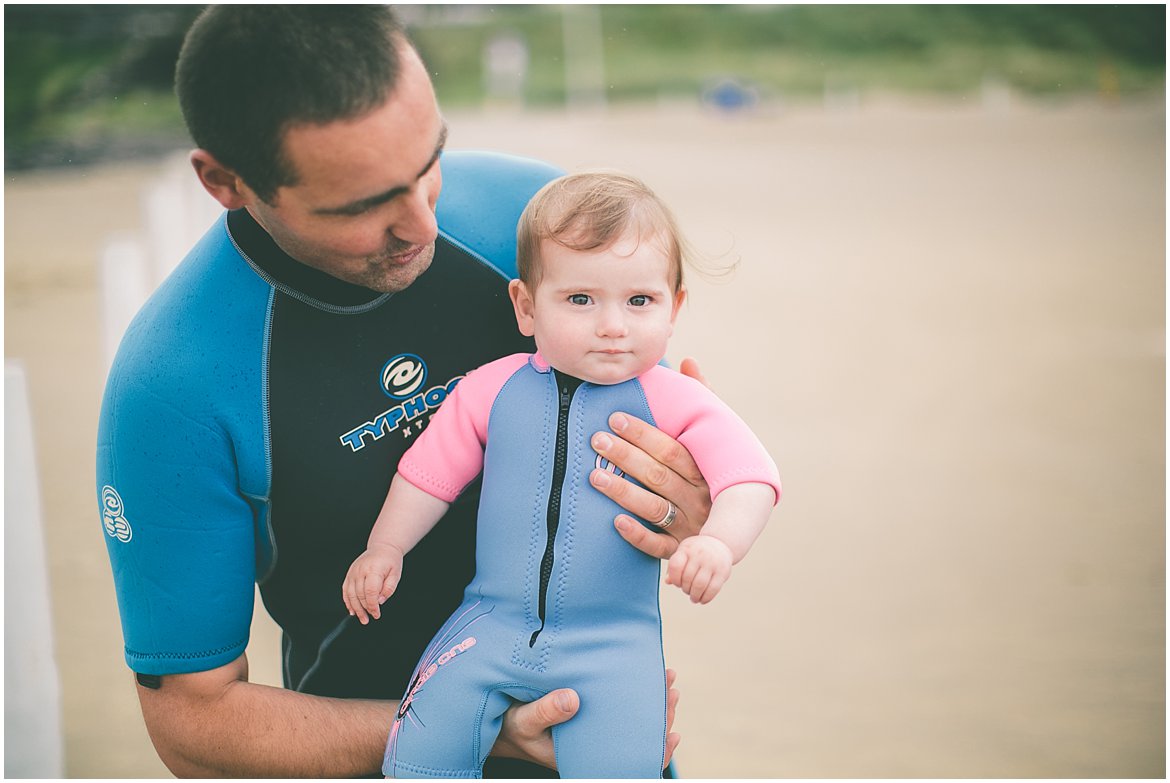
384;601;509;778
387;681;549;778
383;648;486;779
552;656;668;778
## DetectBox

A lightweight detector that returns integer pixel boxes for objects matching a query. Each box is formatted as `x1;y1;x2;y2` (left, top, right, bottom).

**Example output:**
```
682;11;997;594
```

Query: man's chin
363;246;435;292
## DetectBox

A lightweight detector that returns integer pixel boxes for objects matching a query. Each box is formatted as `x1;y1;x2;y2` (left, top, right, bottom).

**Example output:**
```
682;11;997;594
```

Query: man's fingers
590;469;676;534
678;357;710;389
665;668;679;731
522;688;579;732
614;515;679;561
590;411;713;546
664;732;681;768
664;668;680;766
597;413;706;488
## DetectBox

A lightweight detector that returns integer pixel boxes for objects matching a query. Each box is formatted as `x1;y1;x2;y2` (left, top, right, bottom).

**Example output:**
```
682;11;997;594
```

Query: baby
343;170;781;778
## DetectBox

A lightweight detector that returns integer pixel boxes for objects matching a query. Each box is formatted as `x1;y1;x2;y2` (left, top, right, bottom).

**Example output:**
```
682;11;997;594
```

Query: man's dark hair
176;5;406;203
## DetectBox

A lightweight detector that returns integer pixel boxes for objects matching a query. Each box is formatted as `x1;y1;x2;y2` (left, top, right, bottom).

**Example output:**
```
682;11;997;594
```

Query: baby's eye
628;295;651;307
569;294;592;305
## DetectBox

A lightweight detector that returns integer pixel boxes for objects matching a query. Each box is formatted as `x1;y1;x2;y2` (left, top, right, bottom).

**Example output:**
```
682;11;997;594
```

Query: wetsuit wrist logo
101;485;133;543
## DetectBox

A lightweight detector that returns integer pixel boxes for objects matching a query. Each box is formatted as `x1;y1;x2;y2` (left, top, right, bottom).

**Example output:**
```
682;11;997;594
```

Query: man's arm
136;654;393;778
137;653;592;778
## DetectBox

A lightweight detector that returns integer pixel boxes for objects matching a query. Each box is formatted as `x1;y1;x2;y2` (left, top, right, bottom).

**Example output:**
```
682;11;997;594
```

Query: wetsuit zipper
530;371;581;647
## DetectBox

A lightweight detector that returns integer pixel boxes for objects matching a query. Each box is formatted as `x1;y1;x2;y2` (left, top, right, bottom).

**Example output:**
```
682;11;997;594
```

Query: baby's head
509;171;688;385
516;170;686;294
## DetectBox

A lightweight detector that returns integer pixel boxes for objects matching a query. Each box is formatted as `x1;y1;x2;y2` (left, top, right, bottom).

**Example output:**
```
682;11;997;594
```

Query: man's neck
226;208;387;308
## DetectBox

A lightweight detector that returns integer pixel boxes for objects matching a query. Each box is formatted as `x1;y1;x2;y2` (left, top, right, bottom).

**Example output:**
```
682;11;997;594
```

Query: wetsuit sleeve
640;367;782;504
95;221;268;677
396;354;532;503
96;365;258;676
436;151;565;279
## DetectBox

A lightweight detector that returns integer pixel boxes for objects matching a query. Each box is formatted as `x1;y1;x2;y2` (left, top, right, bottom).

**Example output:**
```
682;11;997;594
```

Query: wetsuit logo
595;455;626;479
397;637;478;720
342;374;464;452
381;354;427;399
101;485;133;543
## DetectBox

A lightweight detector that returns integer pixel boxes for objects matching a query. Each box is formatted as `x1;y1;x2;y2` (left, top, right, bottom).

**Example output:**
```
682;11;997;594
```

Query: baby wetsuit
384;352;781;778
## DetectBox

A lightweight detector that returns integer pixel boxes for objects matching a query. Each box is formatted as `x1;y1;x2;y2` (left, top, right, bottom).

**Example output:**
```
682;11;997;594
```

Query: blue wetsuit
383;355;781;778
96;152;565;777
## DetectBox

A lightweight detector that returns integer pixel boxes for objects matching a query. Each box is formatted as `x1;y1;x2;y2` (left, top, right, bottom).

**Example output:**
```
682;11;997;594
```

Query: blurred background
4;5;1166;169
5;4;1165;778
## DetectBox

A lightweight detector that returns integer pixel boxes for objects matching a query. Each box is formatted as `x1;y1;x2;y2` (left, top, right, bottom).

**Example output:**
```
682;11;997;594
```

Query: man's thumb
541;689;579;727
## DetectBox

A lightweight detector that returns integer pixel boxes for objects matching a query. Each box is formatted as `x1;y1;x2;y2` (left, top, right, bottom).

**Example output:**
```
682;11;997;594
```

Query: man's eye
629;295;650;307
569;294;591;305
333;202;377;217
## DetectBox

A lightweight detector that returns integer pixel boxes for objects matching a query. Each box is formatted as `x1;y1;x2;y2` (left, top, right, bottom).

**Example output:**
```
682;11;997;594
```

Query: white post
100;234;151;374
143;162;194;285
142;152;222;286
562;4;607;112
483;31;530;108
4;361;66;778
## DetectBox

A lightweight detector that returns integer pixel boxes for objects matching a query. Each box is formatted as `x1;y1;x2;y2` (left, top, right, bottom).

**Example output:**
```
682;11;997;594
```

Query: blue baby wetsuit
383;353;781;778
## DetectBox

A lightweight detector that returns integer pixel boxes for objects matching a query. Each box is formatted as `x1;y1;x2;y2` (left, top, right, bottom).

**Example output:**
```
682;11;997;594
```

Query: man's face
246;44;446;293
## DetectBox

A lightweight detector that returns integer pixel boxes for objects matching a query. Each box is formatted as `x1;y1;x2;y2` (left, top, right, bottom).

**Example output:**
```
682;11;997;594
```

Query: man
97;6;711;777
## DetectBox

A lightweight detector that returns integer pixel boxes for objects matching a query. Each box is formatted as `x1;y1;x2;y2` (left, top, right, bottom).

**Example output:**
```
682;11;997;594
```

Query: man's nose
390;186;438;246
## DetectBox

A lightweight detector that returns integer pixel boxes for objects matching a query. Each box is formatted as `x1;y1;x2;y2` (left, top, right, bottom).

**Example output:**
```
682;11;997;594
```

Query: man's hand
491;688;579;768
491;670;681;770
589;358;714;560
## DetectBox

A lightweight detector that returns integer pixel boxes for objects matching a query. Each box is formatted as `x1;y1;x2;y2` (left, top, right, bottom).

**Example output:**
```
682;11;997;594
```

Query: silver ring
654;502;677;529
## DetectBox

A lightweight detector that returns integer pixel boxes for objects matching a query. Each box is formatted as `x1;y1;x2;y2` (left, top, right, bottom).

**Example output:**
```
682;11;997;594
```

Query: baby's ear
670;286;687;324
509;279;537;337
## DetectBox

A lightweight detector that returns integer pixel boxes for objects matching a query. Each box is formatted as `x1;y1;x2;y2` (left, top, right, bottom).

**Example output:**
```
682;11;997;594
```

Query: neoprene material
383;354;780;778
96;152;558;697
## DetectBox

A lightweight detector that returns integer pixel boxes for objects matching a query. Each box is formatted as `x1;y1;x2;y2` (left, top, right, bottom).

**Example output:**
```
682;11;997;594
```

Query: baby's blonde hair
517;170;686;292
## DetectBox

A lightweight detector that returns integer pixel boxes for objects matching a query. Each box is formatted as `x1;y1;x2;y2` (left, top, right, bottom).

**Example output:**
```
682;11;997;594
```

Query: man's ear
508;279;536;337
190;149;254;210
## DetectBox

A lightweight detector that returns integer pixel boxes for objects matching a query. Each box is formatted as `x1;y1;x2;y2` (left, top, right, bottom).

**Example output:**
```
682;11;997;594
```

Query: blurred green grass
5;5;1164;170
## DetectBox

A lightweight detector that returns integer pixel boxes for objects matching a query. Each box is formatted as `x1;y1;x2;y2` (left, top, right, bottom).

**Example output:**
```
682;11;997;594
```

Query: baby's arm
342;475;451;624
665;481;774;604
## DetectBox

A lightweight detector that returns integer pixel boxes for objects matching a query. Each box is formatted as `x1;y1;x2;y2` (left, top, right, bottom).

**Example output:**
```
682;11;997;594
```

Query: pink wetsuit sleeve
640;366;782;504
396;354;531;503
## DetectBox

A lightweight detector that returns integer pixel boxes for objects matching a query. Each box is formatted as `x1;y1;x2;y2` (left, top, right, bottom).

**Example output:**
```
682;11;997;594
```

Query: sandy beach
5;94;1164;777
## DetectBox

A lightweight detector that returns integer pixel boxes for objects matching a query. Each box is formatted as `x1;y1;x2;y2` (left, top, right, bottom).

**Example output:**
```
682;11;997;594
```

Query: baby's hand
665;535;733;604
342;543;405;624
